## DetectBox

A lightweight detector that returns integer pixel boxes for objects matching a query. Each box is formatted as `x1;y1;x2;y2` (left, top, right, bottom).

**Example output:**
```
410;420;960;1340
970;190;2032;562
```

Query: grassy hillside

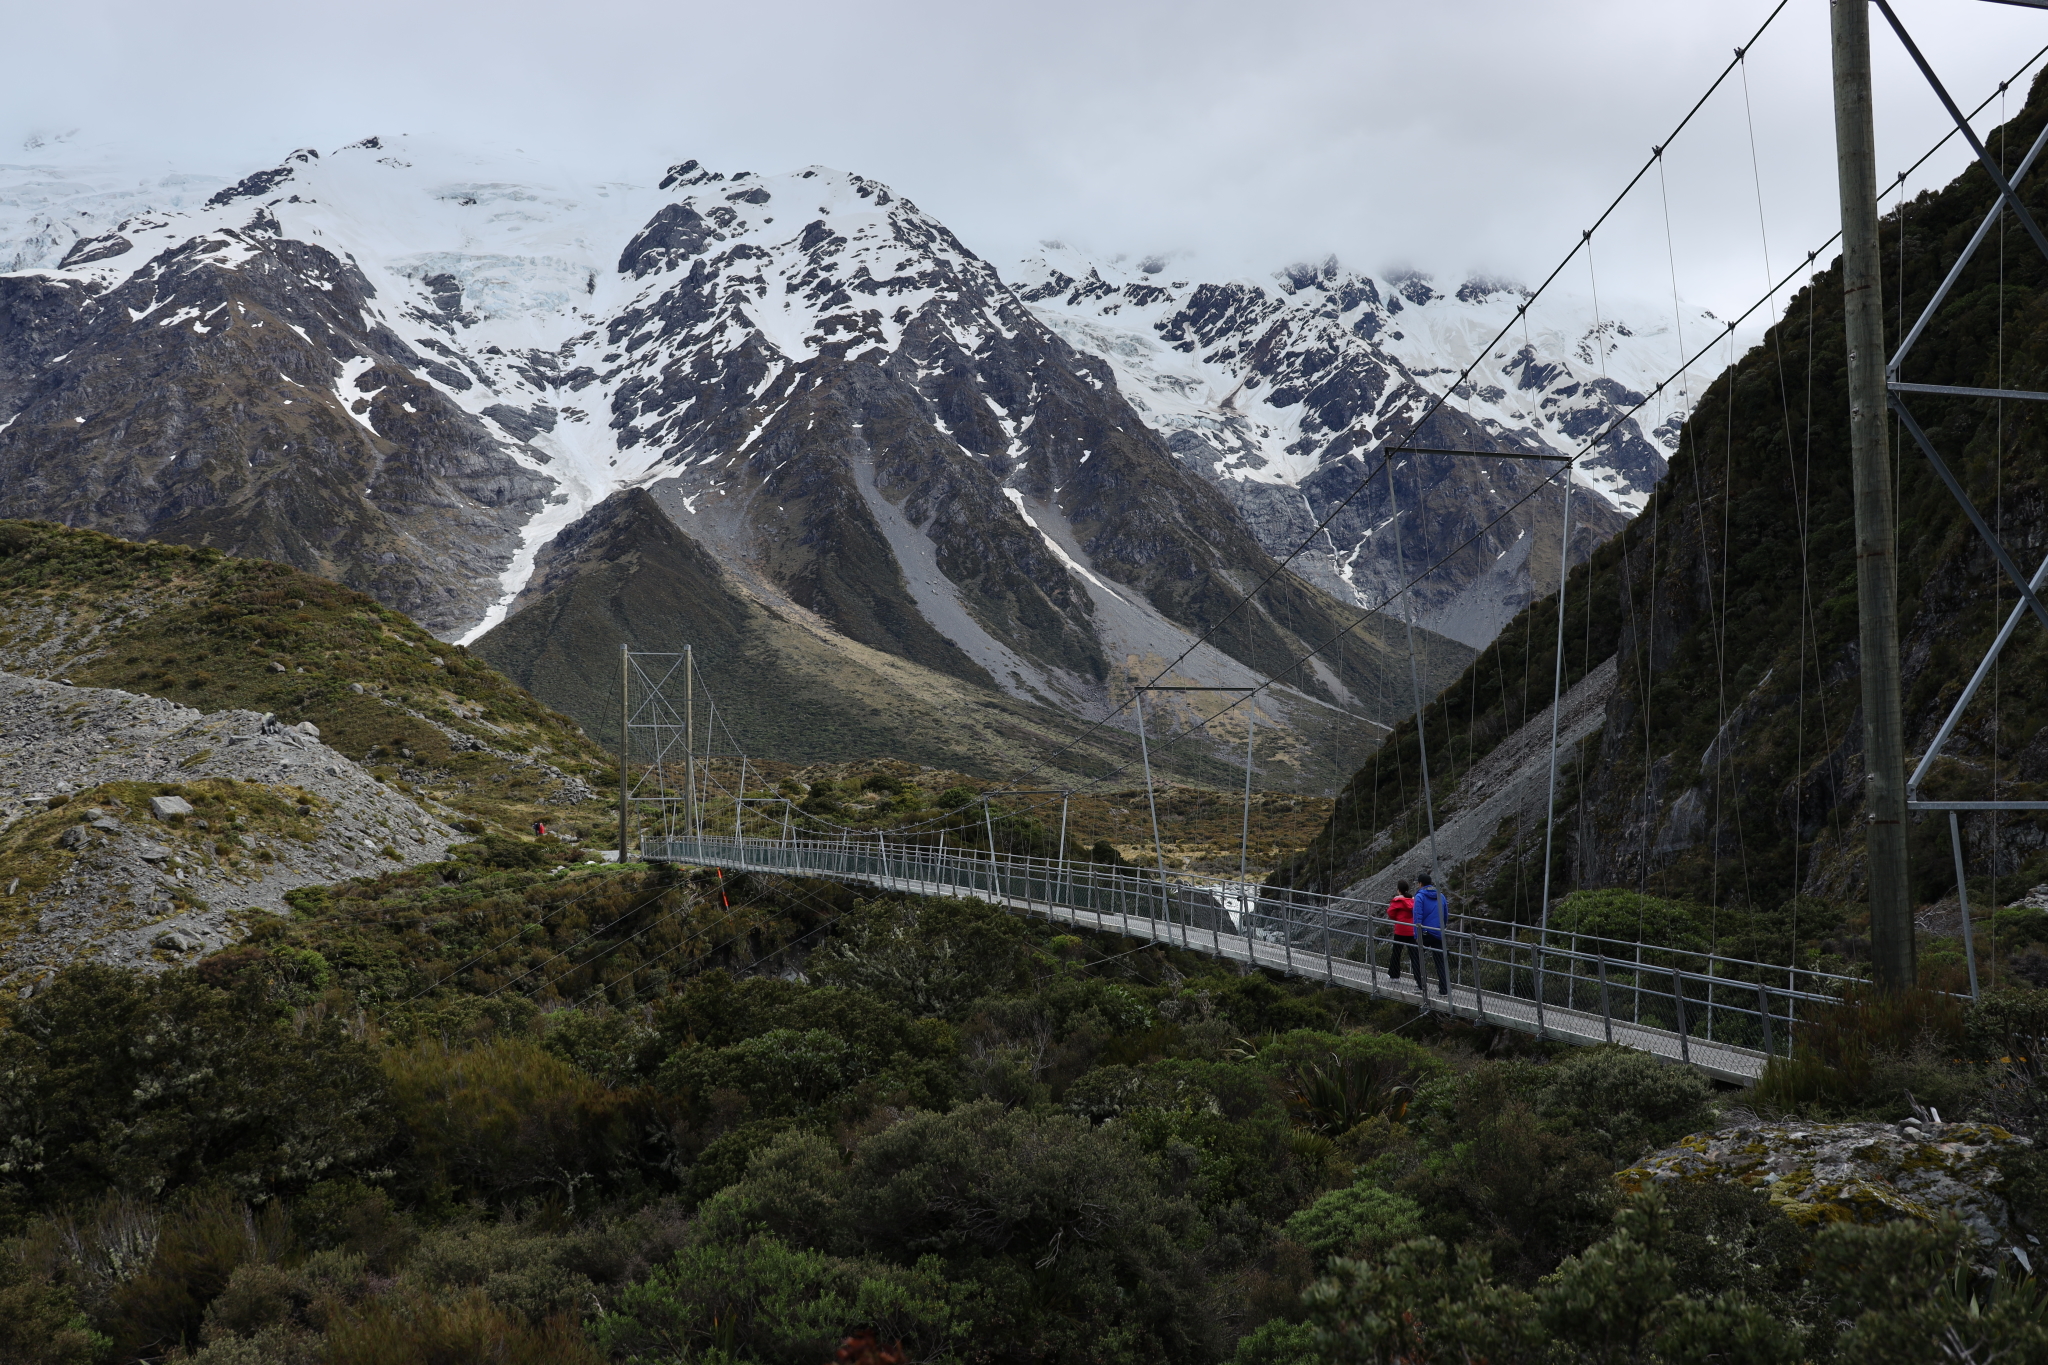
0;520;612;836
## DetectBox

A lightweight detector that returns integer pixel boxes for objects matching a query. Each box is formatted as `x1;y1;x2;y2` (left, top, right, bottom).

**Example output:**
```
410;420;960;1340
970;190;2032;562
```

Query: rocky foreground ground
1622;1115;2033;1252
0;671;463;988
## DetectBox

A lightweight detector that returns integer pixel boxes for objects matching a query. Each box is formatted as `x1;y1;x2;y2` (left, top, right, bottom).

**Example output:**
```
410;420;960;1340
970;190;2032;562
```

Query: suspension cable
658;30;2048;862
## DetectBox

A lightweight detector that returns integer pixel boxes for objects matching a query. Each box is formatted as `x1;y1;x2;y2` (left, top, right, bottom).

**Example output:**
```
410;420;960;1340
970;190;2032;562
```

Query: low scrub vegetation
2;837;2047;1362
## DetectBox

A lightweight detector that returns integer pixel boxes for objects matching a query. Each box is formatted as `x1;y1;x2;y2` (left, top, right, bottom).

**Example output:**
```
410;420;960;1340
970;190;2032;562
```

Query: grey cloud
4;0;2041;324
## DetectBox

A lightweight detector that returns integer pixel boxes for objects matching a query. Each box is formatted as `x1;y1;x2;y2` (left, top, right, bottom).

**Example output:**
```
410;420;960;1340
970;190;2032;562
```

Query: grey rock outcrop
1621;1118;2033;1252
0;671;463;987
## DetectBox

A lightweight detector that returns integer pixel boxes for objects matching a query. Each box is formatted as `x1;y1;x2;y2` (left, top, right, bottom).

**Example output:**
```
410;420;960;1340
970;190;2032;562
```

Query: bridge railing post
1757;982;1776;1057
1597;955;1614;1045
1703;959;1715;1044
1366;913;1379;997
1323;896;1334;985
1473;929;1488;1004
1282;891;1295;977
1671;968;1691;1065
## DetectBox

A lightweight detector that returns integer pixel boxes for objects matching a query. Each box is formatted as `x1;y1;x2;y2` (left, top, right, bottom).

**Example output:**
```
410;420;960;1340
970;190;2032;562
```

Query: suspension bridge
640;832;1858;1084
611;2;2048;1085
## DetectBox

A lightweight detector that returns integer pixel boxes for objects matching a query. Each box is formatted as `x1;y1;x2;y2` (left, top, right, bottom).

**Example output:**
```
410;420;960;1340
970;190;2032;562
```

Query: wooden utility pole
1832;0;1914;989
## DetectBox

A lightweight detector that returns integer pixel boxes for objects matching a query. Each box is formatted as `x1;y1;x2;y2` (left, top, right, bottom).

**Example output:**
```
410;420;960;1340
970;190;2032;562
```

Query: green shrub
58;1190;297;1361
323;1289;601;1365
1302;1194;1803;1365
451;836;559;872
1995;905;2048;949
1394;1064;1617;1282
659;1027;866;1118
1545;889;1711;950
1967;988;2048;1141
693;1101;1214;1361
1537;1046;1717;1162
0;966;392;1209
381;1037;641;1210
0;1249;102;1365
1228;1317;1320;1365
1755;986;1970;1118
809;897;1029;1016
596;1235;960;1365
1283;1186;1424;1265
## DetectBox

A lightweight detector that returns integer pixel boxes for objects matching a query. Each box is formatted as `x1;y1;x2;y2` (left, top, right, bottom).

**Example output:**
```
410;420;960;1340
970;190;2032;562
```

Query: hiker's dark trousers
1418;931;1450;994
1387;937;1423;983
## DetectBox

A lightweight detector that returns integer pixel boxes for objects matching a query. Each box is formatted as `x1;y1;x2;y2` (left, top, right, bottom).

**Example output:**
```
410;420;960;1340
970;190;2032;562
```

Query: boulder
1619;1119;2032;1248
149;795;194;819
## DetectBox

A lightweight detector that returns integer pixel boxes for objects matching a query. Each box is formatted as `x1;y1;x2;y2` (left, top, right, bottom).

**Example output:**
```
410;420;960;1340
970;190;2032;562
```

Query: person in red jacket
1386;880;1424;984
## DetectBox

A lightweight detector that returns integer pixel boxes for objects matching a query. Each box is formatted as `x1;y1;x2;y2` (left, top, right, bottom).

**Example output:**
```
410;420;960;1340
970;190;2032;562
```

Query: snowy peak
1013;245;1709;645
1014;244;1705;513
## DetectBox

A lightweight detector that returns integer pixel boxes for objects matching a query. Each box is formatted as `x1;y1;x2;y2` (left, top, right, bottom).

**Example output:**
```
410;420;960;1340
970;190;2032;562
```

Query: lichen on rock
1619;1119;2031;1247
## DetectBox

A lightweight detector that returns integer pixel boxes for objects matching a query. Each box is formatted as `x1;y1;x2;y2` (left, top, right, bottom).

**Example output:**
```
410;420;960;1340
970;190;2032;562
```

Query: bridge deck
643;836;1827;1085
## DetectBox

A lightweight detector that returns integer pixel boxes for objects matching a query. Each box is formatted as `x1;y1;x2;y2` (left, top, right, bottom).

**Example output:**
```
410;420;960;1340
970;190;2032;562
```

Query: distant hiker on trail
1384;881;1425;984
534;821;549;839
1412;872;1451;996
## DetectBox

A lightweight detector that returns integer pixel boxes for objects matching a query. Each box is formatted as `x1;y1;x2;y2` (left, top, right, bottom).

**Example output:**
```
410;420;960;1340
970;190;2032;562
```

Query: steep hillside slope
0;159;556;636
1274;77;2048;927
473;488;1264;787
0;676;463;986
0;521;608;837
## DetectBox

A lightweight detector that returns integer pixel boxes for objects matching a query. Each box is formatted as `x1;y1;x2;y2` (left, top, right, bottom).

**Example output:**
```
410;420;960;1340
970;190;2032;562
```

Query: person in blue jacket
1411;872;1451;996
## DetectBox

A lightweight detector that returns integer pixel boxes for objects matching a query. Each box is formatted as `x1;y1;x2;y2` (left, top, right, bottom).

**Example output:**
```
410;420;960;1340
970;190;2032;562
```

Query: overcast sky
9;0;2047;326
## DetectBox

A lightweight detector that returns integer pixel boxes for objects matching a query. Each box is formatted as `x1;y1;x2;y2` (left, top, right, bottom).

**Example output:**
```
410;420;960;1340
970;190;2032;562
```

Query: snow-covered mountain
0;135;1706;780
0;137;1483;784
1017;247;1712;644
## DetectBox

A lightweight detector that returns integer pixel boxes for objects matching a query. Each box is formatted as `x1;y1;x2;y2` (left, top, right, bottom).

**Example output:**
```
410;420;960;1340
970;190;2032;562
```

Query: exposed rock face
0;161;556;636
1324;656;1618;917
0;672;462;986
1620;1119;2031;1250
1017;250;1689;646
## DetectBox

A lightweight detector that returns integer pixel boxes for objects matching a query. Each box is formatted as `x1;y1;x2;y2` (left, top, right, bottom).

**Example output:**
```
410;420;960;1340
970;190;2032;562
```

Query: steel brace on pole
1878;1;2048;818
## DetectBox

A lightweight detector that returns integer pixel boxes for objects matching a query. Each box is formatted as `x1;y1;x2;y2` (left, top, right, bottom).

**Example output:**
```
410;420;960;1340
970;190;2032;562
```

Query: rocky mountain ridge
1017;247;1709;645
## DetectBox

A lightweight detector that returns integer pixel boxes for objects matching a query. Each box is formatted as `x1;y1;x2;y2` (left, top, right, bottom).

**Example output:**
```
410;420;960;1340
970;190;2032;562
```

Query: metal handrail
641;833;1859;1079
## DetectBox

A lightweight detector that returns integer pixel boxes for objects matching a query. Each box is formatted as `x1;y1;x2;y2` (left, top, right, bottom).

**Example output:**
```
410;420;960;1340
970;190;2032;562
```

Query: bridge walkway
644;836;1859;1085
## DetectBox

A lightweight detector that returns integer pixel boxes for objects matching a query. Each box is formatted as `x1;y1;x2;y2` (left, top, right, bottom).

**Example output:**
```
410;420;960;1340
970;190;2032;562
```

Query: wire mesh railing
641;834;1862;1079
